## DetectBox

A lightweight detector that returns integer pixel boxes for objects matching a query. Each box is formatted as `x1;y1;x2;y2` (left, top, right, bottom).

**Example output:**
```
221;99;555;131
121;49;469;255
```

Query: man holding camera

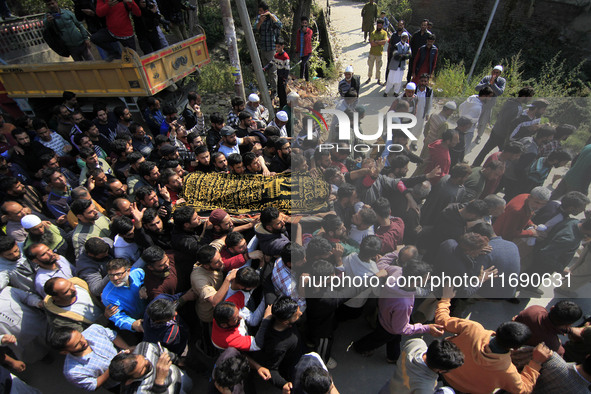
92;0;141;61
44;0;94;61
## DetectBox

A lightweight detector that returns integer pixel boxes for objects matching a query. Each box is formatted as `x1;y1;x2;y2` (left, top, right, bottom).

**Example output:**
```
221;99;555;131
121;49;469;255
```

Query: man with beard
365;19;388;86
110;216;142;265
66;186;108;228
269;138;291;173
105;177;128;212
204;208;257;249
318;214;359;257
44;168;73;220
141;208;172;250
135;185;172;223
25;242;75;298
71;199;111;258
0;236;41;302
218;126;257;158
407;19;431;82
108;341;190;393
114;106;133;135
171;206;203;251
93;103;118;142
194;146;213;173
1;201;35;242
0;176;46;217
102;258;146;333
255;207;291;257
142;246;195;302
21;214;69;258
212;152;229;173
77;237;114;297
43;277;106;331
48;325;130;391
220;231;264;270
9;128;52;178
33;118;72;157
160;168;183;205
252;296;304;390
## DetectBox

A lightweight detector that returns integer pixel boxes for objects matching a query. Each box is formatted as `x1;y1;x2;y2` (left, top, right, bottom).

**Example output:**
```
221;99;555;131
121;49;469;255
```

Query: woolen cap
209;208;228;225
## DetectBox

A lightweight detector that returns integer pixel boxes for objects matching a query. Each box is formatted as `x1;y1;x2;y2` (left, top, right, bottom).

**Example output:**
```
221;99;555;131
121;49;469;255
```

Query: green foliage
377;0;412;22
8;0;73;15
193;61;236;94
434;52;591;152
200;3;224;49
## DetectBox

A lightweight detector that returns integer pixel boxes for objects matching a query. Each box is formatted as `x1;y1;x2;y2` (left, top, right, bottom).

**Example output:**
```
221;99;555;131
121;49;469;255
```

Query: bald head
1;201;29;222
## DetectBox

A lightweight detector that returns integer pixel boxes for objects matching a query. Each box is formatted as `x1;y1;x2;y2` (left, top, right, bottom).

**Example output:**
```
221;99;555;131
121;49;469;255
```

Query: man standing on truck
92;0;141;61
43;0;94;61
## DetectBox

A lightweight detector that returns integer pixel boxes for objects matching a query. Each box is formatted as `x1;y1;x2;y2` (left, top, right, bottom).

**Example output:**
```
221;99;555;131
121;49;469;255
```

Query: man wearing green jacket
43;0;94;61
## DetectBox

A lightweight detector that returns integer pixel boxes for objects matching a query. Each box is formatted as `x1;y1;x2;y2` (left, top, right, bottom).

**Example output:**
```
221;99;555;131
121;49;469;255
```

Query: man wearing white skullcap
420;101;457;159
245;93;270;129
474;64;507;144
269;110;289;138
21;214;69;257
338;65;360;97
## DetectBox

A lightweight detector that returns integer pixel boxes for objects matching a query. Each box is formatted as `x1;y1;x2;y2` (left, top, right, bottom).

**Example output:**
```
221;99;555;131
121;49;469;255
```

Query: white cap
493;65;503;72
344;65;354;73
443;101;457;110
276;111;288;122
287;92;300;102
401;32;409;38
248;93;260;102
21;214;41;230
405;82;416;90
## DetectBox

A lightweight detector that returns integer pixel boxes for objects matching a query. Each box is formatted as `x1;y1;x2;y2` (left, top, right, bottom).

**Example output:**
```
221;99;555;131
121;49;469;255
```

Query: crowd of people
0;0;589;393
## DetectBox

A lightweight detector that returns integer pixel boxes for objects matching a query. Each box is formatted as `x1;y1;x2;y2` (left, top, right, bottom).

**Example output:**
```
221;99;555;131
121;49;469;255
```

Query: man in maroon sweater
514;300;583;356
91;0;141;60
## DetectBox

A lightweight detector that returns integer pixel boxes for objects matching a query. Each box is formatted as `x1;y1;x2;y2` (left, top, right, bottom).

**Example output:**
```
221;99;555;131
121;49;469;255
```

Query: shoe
326;357;337;369
377;80;382;86
383;92;388;97
364;78;371;84
410;143;418;152
475;136;482;144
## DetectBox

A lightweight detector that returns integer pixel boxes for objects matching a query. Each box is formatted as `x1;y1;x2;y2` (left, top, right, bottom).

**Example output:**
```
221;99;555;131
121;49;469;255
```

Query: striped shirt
63;324;119;391
37;131;71;157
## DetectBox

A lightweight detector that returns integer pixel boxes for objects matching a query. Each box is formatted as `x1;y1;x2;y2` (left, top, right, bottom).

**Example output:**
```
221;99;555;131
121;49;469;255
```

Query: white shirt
62;285;103;322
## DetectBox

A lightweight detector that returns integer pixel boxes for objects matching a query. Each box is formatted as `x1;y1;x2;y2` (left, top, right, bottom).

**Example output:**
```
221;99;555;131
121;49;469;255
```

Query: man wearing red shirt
219;231;264;270
92;0;141;60
295;16;313;81
422;129;459;184
493;187;550;242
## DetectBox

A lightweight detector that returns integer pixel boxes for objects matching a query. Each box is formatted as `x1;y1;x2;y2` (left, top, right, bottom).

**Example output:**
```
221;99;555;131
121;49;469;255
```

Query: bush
193;61;235;94
433;51;591;152
377;0;412;22
8;0;73;15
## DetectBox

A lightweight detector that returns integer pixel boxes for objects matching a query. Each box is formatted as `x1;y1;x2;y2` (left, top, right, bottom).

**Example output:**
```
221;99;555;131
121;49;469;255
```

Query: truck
0;13;210;118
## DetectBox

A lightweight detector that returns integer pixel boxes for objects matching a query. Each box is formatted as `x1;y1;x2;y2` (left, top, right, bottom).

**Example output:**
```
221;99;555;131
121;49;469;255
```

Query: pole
464;0;500;92
220;0;245;101
234;0;275;119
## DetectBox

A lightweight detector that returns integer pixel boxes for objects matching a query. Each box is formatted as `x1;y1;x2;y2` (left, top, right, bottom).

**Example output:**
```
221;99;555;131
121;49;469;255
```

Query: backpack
42;20;71;58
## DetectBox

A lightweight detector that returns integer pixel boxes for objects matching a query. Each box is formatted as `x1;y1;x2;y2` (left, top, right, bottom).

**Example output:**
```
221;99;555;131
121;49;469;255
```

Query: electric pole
220;0;246;101
234;0;275;118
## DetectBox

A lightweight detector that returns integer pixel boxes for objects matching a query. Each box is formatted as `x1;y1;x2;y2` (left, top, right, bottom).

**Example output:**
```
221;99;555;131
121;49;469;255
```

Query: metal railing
0;14;47;60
